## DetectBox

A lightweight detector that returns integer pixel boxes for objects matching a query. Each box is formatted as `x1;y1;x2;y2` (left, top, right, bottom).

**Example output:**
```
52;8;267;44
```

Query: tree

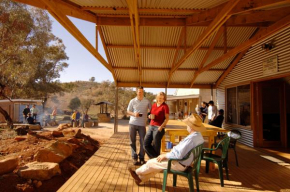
0;1;68;126
89;77;95;82
80;98;94;114
68;97;81;111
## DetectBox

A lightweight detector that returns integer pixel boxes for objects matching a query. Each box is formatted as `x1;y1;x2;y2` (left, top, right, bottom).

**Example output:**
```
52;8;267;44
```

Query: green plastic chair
162;144;204;192
201;136;230;187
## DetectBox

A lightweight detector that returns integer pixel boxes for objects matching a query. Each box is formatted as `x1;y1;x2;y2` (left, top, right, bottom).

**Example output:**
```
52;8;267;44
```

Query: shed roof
94;101;113;105
14;0;290;88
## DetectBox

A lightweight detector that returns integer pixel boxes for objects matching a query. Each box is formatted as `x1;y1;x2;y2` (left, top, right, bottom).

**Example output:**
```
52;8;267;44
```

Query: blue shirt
166;132;204;166
127;97;151;126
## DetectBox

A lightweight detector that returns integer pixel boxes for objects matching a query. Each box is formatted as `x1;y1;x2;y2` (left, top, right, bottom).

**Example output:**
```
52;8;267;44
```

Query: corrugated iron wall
216;26;290;147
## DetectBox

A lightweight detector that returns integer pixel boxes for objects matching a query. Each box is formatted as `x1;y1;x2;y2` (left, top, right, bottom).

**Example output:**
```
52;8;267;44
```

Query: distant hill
45;80;155;118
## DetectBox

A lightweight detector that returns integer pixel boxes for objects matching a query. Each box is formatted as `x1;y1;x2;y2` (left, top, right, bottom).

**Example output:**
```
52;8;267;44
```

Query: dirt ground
0;120;130;192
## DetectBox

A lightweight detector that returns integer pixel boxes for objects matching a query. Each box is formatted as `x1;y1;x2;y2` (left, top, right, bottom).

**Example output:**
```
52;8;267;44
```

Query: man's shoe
133;159;138;165
128;167;142;185
140;159;146;165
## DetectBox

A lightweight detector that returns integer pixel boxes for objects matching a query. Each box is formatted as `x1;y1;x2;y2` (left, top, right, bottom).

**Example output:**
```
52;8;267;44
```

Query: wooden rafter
215;49;249;88
189;27;224;87
106;45;234;50
117;82;212;89
167;27;185;87
215;28;259;87
167;0;240;87
96;16;272;27
38;0;114;75
186;0;290;25
81;7;202;13
113;67;224;72
126;0;142;85
98;26;117;82
199;13;290;74
224;25;227;54
13;0;97;23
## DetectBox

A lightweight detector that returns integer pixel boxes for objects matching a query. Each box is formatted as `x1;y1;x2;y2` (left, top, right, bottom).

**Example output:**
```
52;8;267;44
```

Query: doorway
256;77;290;148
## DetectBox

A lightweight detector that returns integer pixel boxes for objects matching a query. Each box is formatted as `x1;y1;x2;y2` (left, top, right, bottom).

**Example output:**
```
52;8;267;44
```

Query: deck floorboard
58;132;290;192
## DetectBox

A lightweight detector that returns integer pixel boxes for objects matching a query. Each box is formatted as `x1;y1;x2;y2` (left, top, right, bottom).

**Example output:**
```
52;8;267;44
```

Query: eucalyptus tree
0;0;68;126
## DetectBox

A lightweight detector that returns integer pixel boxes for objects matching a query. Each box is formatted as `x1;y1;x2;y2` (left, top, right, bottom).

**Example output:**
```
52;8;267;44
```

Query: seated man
209;109;224;128
26;113;41;125
128;114;205;185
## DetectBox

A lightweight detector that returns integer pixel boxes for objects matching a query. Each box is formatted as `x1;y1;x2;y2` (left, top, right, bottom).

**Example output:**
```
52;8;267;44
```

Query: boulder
18;162;61;180
0;157;19;175
62;129;76;137
57;123;71;130
29;124;41;130
15;126;29;135
67;137;80;145
14;136;27;141
74;129;82;138
34;141;73;163
52;131;64;137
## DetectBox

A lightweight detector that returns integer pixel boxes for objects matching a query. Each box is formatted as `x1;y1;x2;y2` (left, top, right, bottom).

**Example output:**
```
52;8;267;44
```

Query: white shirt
166;132;204;166
208;105;217;120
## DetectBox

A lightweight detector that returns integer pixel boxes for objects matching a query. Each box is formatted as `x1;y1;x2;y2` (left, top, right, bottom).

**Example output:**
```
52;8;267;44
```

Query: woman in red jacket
144;92;169;159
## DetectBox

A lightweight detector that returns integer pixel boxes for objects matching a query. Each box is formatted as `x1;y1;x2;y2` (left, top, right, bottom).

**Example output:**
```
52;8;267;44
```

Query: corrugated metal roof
101;26;132;45
142;70;169;83
115;69;139;82
141;49;175;68
69;0;128;7
216;27;257;47
69;0;227;9
108;48;135;67
194;71;224;84
171;71;195;84
141;27;182;46
58;0;288;88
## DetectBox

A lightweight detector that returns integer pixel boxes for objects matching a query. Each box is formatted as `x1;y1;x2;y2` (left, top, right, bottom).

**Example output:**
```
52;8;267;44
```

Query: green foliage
89;77;95;82
0;0;68;100
80;98;94;113
68;97;81;111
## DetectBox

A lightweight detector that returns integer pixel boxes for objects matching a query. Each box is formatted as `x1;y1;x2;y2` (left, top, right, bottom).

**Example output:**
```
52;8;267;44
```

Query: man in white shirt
208;100;217;124
128;114;205;185
127;86;152;165
30;104;39;121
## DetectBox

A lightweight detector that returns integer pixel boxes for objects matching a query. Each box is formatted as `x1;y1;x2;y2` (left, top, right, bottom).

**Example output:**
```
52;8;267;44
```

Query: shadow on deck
58;132;290;192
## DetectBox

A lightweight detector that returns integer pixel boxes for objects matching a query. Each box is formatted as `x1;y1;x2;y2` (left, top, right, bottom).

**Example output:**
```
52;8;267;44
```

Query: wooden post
114;87;119;133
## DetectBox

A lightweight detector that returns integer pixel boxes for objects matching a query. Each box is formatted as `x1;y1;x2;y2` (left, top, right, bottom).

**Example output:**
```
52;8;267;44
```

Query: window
226;84;251;126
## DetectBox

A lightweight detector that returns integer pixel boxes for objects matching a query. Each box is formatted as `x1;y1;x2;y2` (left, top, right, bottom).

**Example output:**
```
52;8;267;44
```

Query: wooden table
161;120;229;170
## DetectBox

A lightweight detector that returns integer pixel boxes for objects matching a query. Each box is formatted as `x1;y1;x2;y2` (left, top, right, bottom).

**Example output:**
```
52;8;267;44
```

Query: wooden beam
106;44;234;50
95;25;98;52
97;17;185;26
13;0;97;23
226;7;290;26
186;0;290;25
39;0;113;74
200;14;290;73
116;82;212;89
113;67;225;72
126;0;142;85
98;26;117;82
224;25;227;54
189;27;224;87
168;0;240;84
167;27;185;88
215;49;249;88
82;7;202;13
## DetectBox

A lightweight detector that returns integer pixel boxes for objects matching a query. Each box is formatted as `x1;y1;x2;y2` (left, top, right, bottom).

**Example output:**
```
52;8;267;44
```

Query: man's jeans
144;125;165;159
129;124;146;160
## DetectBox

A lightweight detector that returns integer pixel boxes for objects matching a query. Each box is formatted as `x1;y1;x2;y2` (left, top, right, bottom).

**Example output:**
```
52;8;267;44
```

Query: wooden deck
58;132;290;192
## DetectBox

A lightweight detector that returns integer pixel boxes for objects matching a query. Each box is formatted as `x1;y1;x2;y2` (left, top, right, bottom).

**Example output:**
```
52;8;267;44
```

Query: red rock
52;131;64;137
14;136;27;141
0;157;19;175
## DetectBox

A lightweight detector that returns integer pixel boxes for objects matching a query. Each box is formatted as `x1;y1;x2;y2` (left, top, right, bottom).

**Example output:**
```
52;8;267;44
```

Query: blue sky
49;15;176;95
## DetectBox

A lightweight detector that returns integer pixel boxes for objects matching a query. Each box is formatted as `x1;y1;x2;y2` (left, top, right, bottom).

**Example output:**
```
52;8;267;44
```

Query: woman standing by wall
144;92;169;159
